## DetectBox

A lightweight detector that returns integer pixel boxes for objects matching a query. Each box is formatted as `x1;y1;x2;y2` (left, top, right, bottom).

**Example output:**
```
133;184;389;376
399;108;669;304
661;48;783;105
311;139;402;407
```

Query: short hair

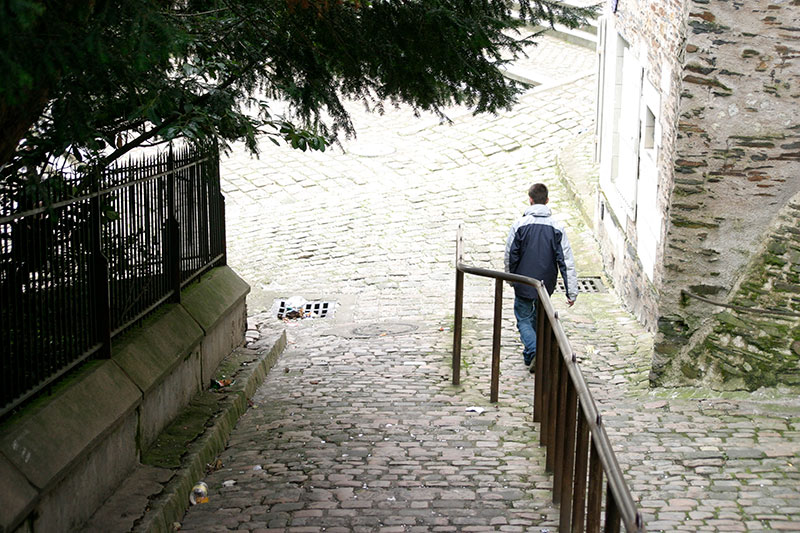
528;183;548;204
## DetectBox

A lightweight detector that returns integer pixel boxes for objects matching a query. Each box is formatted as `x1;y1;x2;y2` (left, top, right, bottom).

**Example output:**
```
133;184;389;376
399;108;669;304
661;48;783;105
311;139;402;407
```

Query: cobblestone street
178;34;800;532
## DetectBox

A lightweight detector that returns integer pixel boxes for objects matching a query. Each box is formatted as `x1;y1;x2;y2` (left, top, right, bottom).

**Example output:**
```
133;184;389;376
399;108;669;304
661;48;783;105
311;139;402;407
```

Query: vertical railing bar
79;202;89;354
2;221;7;403
490;278;503;403
140;156;146;301
131;162;139;322
158;156;166;298
587;438;604;533
554;352;569;503
545;326;559;472
571;402;590;533
53;213;63;370
146;168;154;305
560;375;579;531
200;157;209;264
217;138;227;266
31;207;41;377
219;194;227;266
2;221;8;404
17;223;25;399
167;145;180;303
91;168;111;358
533;297;545;421
63;210;73;367
539;318;552;447
604;484;622;533
196;156;203;266
185;151;193;280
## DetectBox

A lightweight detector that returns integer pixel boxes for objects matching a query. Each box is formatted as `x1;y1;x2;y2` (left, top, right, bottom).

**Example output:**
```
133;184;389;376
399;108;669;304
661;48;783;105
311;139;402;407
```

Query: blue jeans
514;297;537;365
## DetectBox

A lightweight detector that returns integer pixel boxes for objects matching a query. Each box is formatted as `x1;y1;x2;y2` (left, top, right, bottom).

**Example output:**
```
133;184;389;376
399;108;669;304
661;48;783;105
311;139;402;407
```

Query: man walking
504;183;578;369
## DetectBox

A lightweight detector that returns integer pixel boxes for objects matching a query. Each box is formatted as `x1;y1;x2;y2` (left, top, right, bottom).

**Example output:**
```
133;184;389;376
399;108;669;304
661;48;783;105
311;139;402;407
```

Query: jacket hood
523;204;551;217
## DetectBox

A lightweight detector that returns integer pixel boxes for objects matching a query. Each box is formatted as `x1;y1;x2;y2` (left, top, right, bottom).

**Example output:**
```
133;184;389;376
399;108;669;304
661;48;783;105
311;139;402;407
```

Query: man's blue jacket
504;203;578;302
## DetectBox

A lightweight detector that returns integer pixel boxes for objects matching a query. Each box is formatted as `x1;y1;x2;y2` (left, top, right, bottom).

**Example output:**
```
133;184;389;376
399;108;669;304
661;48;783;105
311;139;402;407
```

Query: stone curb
555;129;597;230
133;330;287;533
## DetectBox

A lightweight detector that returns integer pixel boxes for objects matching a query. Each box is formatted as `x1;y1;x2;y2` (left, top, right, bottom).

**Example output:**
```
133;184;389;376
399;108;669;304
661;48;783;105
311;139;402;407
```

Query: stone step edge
89;329;287;533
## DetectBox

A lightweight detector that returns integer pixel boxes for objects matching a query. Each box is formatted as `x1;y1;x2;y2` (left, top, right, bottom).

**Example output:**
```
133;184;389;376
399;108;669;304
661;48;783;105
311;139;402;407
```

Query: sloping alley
177;33;800;533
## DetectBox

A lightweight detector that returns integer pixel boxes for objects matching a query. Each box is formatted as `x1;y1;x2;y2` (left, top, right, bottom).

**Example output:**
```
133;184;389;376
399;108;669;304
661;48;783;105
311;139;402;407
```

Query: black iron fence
0;143;225;418
452;225;644;532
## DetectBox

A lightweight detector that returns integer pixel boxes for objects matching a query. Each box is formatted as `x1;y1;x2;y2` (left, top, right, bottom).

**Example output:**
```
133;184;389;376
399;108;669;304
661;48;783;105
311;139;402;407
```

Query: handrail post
571;405;590;532
587;439;604;533
604;484;622;533
452;227;464;385
554;354;568;503
533;297;545;421
546;324;559;472
539;319;552;447
559;374;579;530
490;278;503;402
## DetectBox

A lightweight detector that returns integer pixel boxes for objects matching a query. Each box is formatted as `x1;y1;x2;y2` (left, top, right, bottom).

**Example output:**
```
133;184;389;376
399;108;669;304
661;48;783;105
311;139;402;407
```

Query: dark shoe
528;357;536;373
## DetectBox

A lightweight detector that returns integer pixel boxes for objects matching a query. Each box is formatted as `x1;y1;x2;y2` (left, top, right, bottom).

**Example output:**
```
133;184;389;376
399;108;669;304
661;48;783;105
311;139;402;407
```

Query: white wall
596;15;662;282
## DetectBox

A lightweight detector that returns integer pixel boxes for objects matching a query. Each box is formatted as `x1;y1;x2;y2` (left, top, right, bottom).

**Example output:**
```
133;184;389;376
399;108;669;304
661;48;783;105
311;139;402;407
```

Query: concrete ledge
113;305;205;449
83;331;287;533
182;266;250;334
0;361;140;492
34;411;138;532
182;266;250;385
0;455;37;532
138;332;286;533
199;302;247;388
113;305;204;393
0;266;252;533
0;361;140;532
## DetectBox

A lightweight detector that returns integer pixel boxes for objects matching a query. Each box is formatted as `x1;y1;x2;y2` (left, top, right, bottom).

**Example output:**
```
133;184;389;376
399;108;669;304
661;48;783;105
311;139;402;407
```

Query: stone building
593;0;800;390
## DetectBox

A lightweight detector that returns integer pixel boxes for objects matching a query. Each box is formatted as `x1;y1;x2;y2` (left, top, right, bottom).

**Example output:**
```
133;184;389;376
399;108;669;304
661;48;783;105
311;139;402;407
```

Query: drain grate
556;277;605;294
275;299;335;319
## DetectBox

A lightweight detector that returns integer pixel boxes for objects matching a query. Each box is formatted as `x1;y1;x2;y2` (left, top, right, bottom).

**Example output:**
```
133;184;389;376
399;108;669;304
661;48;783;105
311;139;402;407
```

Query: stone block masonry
669;196;800;389
652;0;800;388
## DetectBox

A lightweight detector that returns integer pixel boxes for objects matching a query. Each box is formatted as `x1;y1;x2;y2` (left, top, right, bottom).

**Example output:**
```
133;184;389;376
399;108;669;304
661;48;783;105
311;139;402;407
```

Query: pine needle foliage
0;0;596;181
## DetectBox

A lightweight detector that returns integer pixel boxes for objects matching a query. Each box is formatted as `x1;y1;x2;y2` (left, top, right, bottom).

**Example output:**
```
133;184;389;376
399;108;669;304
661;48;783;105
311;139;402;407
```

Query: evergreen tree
0;0;594;182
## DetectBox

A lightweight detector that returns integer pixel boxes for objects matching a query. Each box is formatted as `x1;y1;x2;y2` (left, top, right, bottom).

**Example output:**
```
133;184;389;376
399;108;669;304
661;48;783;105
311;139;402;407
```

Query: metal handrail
452;225;644;533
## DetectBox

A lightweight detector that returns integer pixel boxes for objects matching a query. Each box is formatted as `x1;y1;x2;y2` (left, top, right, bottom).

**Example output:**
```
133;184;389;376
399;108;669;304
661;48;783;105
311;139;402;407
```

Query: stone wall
686;196;800;389
652;0;800;388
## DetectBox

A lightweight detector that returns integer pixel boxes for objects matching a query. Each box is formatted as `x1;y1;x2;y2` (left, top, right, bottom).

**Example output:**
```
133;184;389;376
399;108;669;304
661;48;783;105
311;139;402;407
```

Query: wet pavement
177;33;800;533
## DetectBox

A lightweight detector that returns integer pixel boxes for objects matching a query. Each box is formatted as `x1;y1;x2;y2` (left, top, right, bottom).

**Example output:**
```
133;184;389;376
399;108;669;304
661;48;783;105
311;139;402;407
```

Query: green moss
681;361;701;379
715;311;751;330
767;240;788;255
142;392;221;468
672;216;720;229
765;254;788;267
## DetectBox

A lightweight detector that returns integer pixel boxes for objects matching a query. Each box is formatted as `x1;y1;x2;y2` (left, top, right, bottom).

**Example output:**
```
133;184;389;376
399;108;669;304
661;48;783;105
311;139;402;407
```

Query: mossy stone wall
685;199;800;389
652;0;800;389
